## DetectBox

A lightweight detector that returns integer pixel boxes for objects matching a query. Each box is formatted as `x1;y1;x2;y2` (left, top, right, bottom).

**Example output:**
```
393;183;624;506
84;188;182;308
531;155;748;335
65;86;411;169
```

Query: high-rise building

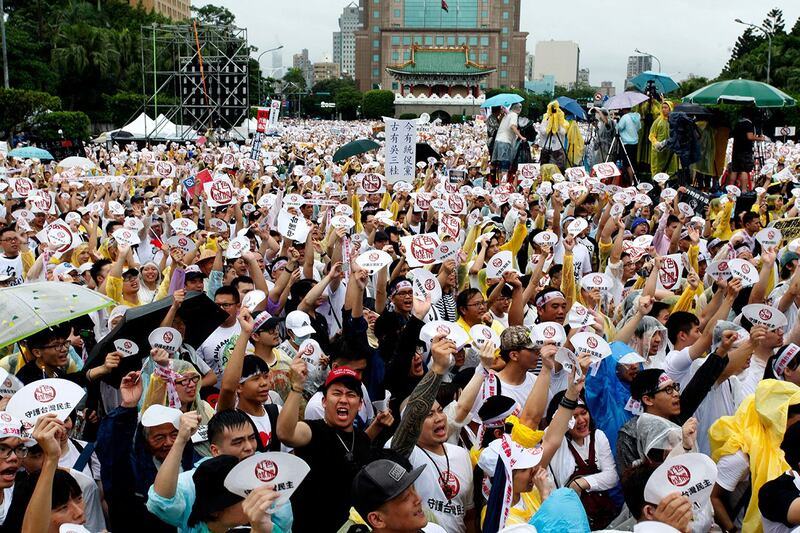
354;0;528;93
626;55;652;87
129;0;190;20
532;40;580;88
314;61;342;83
525;53;535;82
597;81;616;97
271;45;286;79
333;2;361;77
578;68;590;87
292;49;315;88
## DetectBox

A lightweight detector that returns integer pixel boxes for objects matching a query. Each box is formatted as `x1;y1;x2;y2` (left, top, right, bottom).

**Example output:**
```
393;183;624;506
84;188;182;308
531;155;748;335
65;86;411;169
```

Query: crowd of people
0;102;799;533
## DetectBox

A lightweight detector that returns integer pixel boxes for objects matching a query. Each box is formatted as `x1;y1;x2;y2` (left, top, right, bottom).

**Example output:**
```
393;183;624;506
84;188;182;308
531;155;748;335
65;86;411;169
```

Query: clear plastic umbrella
0;282;115;349
604;91;650;110
57;156;97;170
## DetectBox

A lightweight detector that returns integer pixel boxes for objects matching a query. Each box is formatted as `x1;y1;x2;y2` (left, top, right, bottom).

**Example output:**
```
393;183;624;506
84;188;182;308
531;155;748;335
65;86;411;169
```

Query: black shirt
291;419;371;533
759;471;800;529
732;118;756;156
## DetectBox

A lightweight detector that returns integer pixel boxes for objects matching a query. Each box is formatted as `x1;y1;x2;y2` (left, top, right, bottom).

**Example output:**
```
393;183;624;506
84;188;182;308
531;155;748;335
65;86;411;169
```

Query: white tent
117;112;155;137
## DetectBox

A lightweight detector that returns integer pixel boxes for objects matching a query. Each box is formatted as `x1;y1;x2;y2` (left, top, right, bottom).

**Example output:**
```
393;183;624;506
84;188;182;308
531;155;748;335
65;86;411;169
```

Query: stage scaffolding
139;23;249;139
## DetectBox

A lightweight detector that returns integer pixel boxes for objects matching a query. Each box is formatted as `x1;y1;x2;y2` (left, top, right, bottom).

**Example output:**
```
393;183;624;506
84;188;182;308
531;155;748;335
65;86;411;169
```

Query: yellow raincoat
709;379;800;533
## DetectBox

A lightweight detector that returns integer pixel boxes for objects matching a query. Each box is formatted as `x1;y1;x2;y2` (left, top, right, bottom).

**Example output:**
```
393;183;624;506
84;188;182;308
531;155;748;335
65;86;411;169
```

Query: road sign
775;126;796;136
320;102;336;108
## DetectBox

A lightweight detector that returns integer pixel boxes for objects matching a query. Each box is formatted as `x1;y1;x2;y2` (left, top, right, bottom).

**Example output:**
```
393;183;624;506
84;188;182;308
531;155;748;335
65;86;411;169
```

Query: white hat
77;262;94;274
54;263;78;277
286;310;315;337
477;436;543;475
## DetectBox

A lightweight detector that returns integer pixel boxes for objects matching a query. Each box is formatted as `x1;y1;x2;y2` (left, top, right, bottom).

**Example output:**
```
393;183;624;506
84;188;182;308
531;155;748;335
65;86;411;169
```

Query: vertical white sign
383;118;417;184
269;99;281;128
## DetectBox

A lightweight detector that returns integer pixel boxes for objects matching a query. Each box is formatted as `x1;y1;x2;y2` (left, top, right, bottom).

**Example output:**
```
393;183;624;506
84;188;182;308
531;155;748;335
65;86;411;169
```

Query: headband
389;280;413;298
535;290;566;308
774;344;800;379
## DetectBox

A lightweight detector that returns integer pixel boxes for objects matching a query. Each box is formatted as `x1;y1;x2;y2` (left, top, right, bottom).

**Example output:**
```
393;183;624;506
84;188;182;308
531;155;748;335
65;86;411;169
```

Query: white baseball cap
285;310;315;337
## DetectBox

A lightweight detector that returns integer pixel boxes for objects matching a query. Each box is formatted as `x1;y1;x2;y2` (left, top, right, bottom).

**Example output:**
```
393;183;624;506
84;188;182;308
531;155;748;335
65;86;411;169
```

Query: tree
191;4;236;26
283;68;307;90
764;8;785;35
675;75;709;98
0;88;62;139
335;87;363;120
361;89;394;119
32;111;91;140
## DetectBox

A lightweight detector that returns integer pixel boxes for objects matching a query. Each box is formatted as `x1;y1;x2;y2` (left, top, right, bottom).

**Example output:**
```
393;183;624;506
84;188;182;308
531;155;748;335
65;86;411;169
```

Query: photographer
591;107;616;166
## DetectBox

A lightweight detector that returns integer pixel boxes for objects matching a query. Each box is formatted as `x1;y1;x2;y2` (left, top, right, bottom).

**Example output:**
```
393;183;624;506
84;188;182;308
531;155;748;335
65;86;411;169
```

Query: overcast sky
199;1;799;89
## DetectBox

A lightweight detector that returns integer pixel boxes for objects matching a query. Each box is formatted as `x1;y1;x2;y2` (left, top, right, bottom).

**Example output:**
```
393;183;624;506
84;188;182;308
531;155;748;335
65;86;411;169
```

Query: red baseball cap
323;367;363;396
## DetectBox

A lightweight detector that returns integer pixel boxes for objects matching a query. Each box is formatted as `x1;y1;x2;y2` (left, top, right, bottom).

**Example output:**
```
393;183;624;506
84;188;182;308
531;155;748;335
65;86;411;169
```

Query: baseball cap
253;311;281;333
54;263;78;277
285;310;315;337
500;326;536;352
630;217;649;232
122;267;139;279
185;270;206;282
188;456;242;527
352;460;426;519
781;250;800;268
0;412;34;445
323;367;363;396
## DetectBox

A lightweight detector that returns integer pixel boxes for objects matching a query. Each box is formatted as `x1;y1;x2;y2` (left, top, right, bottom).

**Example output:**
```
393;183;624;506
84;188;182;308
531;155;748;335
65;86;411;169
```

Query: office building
626;55;652;87
314;61;341;83
597;81;615;98
525;75;555;96
129;0;190;20
293;48;315;88
532;40;579;87
333;2;361;77
525;53;535;81
354;0;528;94
271;45;286;79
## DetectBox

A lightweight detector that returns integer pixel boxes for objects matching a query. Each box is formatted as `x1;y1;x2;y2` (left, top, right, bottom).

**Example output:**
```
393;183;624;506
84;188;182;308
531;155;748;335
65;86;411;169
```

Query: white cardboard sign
355;249;392;272
6;378;86;431
113;338;139;357
224;452;310;506
148;327;182;353
400;233;442;268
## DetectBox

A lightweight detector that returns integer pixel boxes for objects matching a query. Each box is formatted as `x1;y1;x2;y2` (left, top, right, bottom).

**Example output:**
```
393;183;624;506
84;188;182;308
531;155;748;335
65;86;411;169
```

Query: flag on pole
441;0;449;12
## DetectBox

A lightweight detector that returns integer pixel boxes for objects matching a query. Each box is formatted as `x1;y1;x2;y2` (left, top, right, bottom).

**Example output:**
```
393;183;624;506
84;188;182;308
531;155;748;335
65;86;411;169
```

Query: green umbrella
333;138;381;163
683;79;796;108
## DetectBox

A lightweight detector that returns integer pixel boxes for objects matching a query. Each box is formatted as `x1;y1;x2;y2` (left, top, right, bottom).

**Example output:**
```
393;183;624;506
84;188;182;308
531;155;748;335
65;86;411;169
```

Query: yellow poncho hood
543;101;569;136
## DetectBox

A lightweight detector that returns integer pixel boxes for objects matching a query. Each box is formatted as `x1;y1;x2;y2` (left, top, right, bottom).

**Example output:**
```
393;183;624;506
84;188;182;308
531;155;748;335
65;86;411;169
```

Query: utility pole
735;18;773;84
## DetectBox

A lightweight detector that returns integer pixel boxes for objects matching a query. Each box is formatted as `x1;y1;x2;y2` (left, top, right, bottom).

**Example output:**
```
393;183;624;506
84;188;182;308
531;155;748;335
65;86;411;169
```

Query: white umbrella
0;282;115;349
57;156;97;170
604;91;650;111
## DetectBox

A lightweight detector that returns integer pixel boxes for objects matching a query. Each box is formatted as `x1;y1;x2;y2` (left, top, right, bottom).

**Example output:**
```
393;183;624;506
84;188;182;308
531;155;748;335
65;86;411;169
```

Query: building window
435;36;444;45
392;82;398;89
503;0;509;3
403;36;411;45
373;68;380;77
501;70;508;78
503;11;509;19
480;36;489;46
501;40;508;49
373;39;380;48
447;36;455;45
413;35;422;44
404;50;411;60
480;52;488;62
391;36;400;45
425;36;434;45
457;36;466;45
373;0;379;3
502;27;509;34
391;51;399;61
501;55;508;63
469;36;478;46
373;54;380;62
373;26;380;33
393;9;401;17
469;52;476;61
373;10;380;17
481;11;488;18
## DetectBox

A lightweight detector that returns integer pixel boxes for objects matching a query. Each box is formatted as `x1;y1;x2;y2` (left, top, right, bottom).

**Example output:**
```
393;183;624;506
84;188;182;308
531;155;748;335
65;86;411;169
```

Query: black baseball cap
352;459;426;519
187;455;242;527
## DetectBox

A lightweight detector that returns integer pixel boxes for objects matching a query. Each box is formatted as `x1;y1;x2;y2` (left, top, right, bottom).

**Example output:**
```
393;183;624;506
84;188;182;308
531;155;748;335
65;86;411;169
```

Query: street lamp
634;48;661;72
256;45;284;106
734;18;772;85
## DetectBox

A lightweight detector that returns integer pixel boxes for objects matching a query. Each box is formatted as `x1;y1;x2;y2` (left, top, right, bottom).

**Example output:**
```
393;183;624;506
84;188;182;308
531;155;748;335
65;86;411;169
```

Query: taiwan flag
441;0;449;12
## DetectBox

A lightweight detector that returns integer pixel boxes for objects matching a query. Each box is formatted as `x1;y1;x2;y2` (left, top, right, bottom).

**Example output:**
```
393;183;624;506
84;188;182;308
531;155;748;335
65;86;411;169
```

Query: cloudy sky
202;1;799;89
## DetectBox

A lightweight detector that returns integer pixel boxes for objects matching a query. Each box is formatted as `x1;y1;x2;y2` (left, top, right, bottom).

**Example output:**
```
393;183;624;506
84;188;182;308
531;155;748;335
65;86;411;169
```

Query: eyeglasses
175;375;200;387
467;300;488;308
217;302;237;309
0;443;29;460
39;341;70;352
0;237;18;242
651;383;681;396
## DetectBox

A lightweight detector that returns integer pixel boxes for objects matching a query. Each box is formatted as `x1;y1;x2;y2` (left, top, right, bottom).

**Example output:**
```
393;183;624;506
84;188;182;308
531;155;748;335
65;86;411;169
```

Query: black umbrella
86;291;228;387
415;143;440;163
672;103;711;117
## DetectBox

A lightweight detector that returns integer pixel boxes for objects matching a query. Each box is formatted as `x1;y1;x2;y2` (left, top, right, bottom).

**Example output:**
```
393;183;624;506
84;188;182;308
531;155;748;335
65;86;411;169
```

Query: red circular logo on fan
410;235;437;264
666;465;691;487
210;181;233;204
544;326;556;338
34;385;56;403
593;275;603;285
759;308;773;321
492;257;503;267
742;264;751;274
254;459;278;482
163;331;174;344
587;337;598;349
361;174;382;193
436;325;451;335
0;413;11;423
369;252;379;261
424;279;435;291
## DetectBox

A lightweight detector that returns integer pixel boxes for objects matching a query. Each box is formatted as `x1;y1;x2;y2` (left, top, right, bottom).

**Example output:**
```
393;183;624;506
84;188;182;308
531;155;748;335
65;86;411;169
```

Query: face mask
294;334;311;345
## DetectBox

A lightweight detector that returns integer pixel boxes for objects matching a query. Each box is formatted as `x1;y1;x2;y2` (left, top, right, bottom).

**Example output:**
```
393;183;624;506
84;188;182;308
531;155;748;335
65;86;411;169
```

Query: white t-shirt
664;347;695;387
60;439;101;481
407;444;474;533
495;112;519;144
317;282;347;338
548;430;618;491
740;356;768;397
553;240;592;278
0;486;12;525
196;322;242;386
304;385;374;426
247;407;291;453
716;451;750;492
0;253;24;286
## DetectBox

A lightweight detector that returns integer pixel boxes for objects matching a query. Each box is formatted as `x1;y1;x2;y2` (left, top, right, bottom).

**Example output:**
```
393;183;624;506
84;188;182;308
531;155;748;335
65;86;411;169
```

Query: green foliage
283;68;307;91
361;90;395;119
554;84;595;101
191;4;236;26
32;111;91;140
102;92;147;126
334;87;363;120
675;76;710;98
484;87;532;116
0;88;62;138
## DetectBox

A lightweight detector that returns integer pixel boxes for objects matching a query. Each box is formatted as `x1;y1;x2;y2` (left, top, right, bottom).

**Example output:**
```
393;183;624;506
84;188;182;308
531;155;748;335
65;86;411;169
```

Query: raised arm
218;309;255;411
298;262;341;313
276;355;314;448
